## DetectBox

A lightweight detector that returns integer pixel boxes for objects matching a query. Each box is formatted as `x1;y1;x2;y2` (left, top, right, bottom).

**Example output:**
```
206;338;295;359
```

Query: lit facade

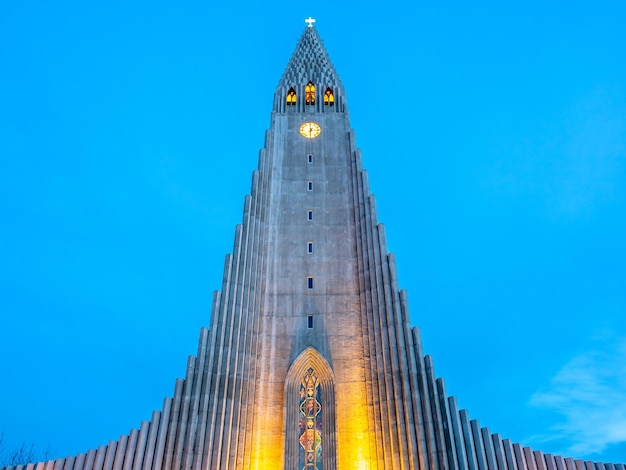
4;23;624;470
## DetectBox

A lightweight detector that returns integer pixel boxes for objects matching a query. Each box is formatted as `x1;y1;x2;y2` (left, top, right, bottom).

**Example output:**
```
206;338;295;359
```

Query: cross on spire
305;17;316;28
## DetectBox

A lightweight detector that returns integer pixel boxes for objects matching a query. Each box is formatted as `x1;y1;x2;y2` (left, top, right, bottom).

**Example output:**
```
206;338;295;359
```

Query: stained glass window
324;88;334;106
305;82;316;105
287;88;297;105
299;368;322;470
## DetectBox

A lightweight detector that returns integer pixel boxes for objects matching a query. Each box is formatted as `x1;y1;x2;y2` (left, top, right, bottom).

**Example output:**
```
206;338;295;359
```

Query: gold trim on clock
300;122;321;139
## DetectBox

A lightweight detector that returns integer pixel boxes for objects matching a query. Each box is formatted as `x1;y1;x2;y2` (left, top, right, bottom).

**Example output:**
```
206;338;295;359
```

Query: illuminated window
307;242;313;253
286;87;297;106
307;210;313;221
299;367;322;468
307;277;313;289
307;181;313;191
305;81;315;105
324;87;334;106
307;315;313;329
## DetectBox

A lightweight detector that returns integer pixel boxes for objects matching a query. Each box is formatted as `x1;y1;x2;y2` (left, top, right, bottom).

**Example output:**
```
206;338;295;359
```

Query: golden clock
300;122;321;139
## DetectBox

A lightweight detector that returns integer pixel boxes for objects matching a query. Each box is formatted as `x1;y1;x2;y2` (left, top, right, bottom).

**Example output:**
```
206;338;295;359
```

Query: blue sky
1;0;625;464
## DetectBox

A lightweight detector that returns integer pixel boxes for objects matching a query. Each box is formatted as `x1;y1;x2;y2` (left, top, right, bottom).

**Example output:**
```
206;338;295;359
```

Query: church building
3;20;624;470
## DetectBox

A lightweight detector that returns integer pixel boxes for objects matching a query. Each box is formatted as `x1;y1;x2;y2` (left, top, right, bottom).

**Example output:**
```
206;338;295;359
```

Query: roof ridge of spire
276;23;343;92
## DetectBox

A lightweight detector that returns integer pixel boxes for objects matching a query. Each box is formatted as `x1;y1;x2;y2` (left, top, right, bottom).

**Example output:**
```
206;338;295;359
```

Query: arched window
284;347;336;469
324;88;334;106
305;81;316;105
286;87;297;106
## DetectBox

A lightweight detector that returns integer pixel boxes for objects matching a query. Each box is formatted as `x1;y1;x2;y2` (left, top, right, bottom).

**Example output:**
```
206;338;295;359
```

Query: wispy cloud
529;338;626;457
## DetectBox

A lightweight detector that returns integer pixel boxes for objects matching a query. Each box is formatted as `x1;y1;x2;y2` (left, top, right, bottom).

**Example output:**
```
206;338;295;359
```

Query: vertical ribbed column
92;446;106;470
375;226;413;469
102;442;117;470
220;193;256;469
524;447;538;470
544;453;557;470
480;428;497;470
502;439;519;470
112;435;127;470
364;190;398;468
459;410;479;470
437;378;459;470
152;398;171;470
122;429;139;470
73;454;86;470
352;161;390;469
134;421;151;470
232;166;267;469
387;252;420;470
491;434;507;470
355;163;384;468
449;397;469;470
513;443;528;469
83;450;96;470
554;455;567;469
410;331;431;470
470;420;488;470
142;411;160;470
534;450;548;470
181;331;208;470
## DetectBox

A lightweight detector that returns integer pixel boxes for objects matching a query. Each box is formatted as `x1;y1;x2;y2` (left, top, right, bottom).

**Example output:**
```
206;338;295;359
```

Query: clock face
300;122;321;139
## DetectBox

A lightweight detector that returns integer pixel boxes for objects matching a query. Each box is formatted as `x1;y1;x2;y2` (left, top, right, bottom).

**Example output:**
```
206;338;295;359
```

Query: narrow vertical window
324;87;334;106
307;154;313;163
307;315;313;329
305;81;316;105
307;181;313;191
299;368;322;468
307;242;313;254
307;277;313;289
307;210;313;221
286;87;297;105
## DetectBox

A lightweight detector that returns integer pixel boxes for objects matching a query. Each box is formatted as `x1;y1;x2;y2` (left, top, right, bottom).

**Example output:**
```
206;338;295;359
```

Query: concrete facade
3;24;624;470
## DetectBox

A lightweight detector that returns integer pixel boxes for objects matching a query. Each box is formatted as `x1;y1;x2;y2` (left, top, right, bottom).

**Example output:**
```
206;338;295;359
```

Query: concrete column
480;428;497;470
62;456;75;470
554;455;566;470
162;379;184;470
131;421;150;470
111;435;128;470
103;442;117;470
459;410;478;470
73;454;86;470
153;399;172;470
523;447;538;470
122;429;139;470
448;397;468;470
437;378;459;470
502;439;518;470
491;434;507;470
92;446;106;470
513;443;527;470
544;454;558;470
533;451;547;470
141;411;160;470
83;449;96;470
469;420;488;470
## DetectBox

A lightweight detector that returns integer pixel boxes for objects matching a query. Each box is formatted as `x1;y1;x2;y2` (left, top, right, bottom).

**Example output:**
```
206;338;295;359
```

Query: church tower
4;20;624;470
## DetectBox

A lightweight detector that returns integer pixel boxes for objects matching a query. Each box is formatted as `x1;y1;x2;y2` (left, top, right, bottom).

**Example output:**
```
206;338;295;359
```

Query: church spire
273;22;347;113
